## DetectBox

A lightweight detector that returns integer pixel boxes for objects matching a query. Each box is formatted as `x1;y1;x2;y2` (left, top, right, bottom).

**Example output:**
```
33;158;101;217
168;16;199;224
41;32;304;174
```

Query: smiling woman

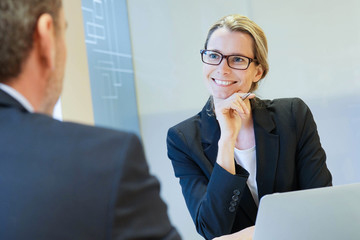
166;14;332;240
202;28;263;100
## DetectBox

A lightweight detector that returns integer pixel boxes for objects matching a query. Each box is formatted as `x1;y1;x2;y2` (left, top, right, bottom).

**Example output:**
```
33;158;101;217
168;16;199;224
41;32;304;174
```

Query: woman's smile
212;78;237;86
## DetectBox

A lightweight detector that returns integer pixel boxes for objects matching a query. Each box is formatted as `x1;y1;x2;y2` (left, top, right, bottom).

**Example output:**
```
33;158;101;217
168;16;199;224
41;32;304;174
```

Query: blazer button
233;189;240;195
230;201;237;207
232;195;239;201
229;206;236;213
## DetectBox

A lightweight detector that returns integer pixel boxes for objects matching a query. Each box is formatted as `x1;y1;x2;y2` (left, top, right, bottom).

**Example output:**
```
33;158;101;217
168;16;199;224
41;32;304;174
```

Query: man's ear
35;13;56;71
253;64;264;83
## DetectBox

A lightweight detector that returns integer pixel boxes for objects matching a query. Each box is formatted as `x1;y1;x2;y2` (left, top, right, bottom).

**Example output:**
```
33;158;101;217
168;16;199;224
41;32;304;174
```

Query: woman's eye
209;53;219;59
233;57;244;62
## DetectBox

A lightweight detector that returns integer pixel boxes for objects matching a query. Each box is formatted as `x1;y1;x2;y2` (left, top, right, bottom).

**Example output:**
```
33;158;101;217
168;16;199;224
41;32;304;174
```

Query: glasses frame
200;49;257;70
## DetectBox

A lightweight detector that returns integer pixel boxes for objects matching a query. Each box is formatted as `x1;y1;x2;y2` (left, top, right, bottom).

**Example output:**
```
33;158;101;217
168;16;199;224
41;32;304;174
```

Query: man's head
0;0;66;114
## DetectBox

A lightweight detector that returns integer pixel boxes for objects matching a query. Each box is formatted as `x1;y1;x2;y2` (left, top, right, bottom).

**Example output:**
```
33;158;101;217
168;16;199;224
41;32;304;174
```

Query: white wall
128;0;360;239
62;0;94;125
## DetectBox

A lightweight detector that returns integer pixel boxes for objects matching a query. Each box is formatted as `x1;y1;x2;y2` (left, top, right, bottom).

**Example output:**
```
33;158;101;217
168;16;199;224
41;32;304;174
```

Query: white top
234;146;259;206
0;83;34;112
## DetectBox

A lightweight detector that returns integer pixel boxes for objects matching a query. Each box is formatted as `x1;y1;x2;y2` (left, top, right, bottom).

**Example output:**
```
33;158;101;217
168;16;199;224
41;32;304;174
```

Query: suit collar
0;88;29;112
200;97;220;165
250;99;276;132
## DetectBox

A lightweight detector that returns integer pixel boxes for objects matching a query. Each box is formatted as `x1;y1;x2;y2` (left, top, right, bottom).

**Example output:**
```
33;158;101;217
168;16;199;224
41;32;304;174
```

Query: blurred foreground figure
0;1;180;239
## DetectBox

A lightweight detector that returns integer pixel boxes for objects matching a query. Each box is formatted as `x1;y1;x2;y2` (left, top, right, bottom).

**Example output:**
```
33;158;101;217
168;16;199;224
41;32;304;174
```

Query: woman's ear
253;64;264;83
35;13;56;71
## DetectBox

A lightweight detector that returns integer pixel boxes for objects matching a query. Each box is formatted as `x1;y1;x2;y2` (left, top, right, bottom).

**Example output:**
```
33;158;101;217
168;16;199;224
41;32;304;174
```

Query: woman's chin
211;91;234;100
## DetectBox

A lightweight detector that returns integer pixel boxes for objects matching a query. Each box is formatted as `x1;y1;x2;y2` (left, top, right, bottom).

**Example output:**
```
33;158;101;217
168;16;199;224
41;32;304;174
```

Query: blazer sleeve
111;133;181;240
292;98;332;188
167;127;251;240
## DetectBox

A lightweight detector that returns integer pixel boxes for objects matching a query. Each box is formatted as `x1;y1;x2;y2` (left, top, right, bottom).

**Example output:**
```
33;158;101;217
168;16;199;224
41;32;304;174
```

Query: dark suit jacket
0;89;181;240
167;97;332;240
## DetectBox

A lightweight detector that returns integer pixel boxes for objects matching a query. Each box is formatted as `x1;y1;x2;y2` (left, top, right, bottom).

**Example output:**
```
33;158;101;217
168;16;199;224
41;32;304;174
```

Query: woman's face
203;28;263;99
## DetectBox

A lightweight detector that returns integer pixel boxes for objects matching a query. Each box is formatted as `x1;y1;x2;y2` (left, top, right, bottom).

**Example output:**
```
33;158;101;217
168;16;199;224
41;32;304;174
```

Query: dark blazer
167;97;332;240
0;89;181;240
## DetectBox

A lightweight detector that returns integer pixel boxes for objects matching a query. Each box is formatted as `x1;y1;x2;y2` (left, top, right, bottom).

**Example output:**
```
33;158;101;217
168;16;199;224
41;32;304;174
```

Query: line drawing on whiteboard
82;0;140;134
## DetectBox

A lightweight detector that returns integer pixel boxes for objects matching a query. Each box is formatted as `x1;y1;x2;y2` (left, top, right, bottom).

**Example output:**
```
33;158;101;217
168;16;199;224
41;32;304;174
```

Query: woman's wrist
218;133;237;145
217;137;236;175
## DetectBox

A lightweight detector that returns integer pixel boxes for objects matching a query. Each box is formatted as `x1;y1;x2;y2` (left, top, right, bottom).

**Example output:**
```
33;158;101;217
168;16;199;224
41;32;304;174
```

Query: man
0;0;180;239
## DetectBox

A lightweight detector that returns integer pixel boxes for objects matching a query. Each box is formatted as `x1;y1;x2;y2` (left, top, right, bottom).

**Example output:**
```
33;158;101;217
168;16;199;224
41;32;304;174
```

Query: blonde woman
167;14;332;240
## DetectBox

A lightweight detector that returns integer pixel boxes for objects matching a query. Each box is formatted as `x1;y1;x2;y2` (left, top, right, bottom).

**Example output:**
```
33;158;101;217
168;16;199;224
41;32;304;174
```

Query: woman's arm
292;98;332;188
167;127;250;239
214;93;255;174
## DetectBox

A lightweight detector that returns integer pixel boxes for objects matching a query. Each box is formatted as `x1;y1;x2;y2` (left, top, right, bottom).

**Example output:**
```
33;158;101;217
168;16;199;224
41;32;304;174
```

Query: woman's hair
0;0;62;83
204;14;269;92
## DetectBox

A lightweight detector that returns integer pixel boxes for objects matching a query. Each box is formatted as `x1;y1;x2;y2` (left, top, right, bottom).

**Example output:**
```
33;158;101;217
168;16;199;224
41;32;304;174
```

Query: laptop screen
253;183;360;240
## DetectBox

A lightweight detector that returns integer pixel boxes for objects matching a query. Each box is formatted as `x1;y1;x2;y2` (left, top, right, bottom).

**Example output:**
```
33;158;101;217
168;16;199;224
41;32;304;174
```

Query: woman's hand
213;92;254;141
214;92;255;174
212;226;255;240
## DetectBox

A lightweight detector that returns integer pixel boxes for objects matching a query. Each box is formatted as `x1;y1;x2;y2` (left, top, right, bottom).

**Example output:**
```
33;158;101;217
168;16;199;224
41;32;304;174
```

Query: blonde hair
204;14;269;91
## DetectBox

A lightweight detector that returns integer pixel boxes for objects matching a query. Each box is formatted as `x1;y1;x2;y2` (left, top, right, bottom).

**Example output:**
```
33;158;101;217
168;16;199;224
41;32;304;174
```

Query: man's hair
0;0;62;83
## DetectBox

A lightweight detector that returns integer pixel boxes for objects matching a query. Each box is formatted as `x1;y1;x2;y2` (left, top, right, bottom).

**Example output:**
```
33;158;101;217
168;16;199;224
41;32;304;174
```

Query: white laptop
253;183;360;240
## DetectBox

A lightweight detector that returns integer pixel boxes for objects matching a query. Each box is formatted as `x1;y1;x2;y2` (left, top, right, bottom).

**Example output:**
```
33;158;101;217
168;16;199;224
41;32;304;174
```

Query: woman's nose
217;57;231;74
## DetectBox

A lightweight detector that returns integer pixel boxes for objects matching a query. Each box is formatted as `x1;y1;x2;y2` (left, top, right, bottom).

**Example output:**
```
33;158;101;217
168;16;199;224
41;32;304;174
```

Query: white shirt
234;146;259;206
0;83;34;112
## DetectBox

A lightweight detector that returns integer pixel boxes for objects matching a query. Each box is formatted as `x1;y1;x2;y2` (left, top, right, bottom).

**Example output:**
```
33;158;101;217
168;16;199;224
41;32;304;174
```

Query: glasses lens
202;50;222;64
228;56;249;69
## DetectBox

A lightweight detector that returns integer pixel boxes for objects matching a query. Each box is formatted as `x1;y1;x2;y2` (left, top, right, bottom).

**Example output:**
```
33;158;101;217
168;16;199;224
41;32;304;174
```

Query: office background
62;0;360;239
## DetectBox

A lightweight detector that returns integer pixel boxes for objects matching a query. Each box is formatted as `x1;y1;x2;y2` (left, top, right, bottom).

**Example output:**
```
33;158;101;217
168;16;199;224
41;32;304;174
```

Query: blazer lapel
251;99;279;199
200;98;220;166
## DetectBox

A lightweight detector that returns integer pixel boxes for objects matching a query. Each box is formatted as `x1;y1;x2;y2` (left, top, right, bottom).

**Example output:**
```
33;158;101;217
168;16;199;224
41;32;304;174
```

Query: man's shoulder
62;120;135;139
61;120;141;151
32;112;134;136
18;112;141;151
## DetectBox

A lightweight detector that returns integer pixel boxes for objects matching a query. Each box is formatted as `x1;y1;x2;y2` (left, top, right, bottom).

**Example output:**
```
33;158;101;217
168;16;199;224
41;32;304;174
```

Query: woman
166;14;332;240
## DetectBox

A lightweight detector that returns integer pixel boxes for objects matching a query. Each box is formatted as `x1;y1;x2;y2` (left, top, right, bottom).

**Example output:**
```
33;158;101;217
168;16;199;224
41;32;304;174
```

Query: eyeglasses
200;49;257;70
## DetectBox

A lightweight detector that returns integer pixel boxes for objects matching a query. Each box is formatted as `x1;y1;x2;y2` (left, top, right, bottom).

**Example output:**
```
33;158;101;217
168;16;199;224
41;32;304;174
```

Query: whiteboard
81;0;140;135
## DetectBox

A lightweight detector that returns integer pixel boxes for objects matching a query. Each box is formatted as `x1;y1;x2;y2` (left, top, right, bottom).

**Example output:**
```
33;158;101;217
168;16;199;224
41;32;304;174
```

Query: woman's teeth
214;79;233;86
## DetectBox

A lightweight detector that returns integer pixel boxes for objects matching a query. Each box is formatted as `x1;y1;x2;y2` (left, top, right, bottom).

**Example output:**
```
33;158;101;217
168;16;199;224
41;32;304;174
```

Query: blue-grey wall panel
81;0;140;136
